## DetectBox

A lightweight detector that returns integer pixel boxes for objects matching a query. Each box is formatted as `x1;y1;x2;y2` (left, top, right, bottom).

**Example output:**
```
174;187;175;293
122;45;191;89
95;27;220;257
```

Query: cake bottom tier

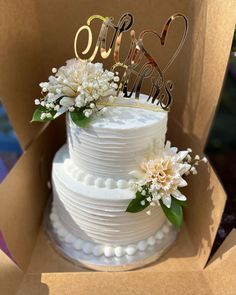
47;206;177;271
48;145;177;270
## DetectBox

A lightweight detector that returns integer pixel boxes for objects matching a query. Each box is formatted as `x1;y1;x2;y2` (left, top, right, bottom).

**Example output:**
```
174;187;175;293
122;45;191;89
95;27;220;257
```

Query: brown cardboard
0;0;235;294
18;272;212;295
17;231;236;295
0;0;47;149
205;230;236;295
0;121;64;271
0;250;23;295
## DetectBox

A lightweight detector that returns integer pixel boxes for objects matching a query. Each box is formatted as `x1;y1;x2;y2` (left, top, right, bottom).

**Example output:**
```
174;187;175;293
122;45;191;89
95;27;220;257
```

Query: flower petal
178;178;188;187
62;86;76;96
53;106;68;119
178;163;191;175
172;190;187;201
177;151;189;161
60;97;75;107
162;196;171;208
47;93;63;103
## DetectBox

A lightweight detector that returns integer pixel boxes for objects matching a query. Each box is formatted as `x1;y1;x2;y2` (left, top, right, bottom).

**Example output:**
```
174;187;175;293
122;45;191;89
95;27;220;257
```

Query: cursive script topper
74;13;188;111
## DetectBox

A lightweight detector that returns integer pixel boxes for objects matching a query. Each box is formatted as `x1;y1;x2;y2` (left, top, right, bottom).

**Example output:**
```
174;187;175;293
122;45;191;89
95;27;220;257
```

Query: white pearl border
50;210;172;258
63;155;133;190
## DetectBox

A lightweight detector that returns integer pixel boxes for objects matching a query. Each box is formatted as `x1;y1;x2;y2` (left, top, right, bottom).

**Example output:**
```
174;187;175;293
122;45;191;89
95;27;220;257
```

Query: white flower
69;106;75;112
129;142;191;208
190;167;198;175
202;157;208;163
34;99;40;105
37;58;118;119
84;109;93;118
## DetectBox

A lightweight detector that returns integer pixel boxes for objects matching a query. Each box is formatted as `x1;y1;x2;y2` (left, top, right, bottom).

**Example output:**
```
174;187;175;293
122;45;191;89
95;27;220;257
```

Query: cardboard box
0;0;236;294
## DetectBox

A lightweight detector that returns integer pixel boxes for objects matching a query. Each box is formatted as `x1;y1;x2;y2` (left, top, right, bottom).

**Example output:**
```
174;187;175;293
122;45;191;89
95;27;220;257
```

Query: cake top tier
67;96;168;183
90;106;167;131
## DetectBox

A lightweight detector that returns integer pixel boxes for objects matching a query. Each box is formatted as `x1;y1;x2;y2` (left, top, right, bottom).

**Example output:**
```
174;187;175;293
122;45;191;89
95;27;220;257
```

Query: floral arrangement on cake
126;141;208;228
32;59;119;127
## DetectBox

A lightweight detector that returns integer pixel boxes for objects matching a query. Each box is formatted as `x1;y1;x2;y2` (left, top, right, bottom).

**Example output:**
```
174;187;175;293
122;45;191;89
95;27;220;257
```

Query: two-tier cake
49;97;177;270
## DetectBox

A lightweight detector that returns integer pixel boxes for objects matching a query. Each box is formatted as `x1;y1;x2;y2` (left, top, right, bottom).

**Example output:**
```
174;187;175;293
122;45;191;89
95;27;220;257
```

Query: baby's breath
33;59;119;124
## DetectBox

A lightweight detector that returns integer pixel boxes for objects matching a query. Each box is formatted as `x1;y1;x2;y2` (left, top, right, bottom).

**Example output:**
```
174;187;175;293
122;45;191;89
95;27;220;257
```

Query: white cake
49;96;176;269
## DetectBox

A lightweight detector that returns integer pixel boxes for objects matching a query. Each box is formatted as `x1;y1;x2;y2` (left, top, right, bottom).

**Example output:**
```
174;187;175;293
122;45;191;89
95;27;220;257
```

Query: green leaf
173;198;188;208
160;197;183;229
31;106;56;122
126;191;150;213
70;109;92;128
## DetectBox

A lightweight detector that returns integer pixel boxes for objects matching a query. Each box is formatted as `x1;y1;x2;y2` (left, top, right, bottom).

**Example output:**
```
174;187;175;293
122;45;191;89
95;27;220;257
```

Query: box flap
0;0;234;150
17;227;236;295
204;229;236;295
168;0;236;151
184;163;227;268
0;250;23;295
0;1;233;150
0;121;64;271
0;1;47;149
167;0;236;268
207;229;236;268
18;271;213;295
17;228;236;295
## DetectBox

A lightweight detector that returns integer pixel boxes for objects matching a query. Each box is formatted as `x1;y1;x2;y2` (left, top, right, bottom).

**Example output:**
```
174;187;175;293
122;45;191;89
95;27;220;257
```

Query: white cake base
45;202;177;271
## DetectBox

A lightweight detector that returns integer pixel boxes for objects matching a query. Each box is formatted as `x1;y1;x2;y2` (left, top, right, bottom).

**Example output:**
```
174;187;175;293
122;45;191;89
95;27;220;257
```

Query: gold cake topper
74;13;188;111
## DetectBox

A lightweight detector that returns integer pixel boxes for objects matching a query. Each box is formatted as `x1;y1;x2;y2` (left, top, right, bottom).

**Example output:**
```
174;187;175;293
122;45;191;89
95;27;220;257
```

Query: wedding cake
49;98;176;269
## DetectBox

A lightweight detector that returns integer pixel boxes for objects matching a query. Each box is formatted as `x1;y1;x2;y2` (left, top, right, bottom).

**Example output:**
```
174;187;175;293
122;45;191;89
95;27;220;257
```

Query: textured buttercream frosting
67;101;167;180
52;146;167;246
51;97;171;259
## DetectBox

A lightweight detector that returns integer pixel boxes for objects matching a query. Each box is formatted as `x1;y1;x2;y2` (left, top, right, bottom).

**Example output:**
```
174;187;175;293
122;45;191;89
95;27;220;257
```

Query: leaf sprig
31;106;56;122
126;188;187;229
